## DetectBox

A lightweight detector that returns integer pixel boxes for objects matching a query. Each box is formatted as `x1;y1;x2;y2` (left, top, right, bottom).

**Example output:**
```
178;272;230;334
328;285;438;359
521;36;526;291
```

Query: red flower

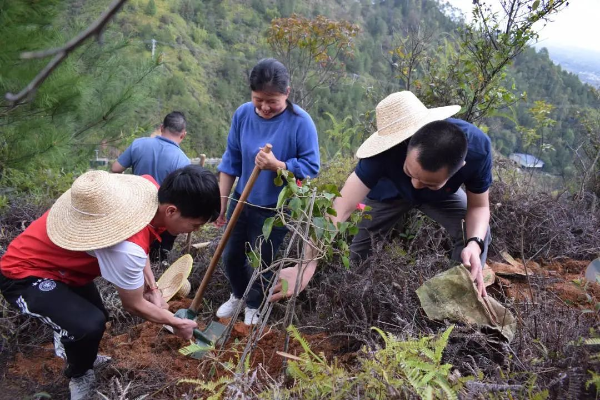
356;203;366;211
296;179;302;187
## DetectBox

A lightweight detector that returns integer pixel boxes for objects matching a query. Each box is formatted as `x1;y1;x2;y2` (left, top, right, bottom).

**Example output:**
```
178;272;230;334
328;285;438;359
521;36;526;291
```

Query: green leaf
277;186;290;208
281;278;289;296
342;256;349;268
313;217;326;240
274;175;283;186
532;0;540;10
247;251;261;269
326;207;337;217
348;226;359;235
263;217;274;240
337;221;348;234
289;197;302;212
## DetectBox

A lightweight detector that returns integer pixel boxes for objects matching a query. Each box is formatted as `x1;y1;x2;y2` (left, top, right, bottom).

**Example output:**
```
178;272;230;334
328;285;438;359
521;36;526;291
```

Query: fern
263;325;463;399
179;376;232;400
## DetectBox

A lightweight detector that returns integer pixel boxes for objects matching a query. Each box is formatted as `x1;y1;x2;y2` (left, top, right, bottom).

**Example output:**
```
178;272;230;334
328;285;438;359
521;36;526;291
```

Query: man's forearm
142;259;157;289
465;206;490;240
127;299;180;326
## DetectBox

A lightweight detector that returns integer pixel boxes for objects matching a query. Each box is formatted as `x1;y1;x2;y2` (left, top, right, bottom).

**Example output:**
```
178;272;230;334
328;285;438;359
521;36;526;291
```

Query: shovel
174;144;273;359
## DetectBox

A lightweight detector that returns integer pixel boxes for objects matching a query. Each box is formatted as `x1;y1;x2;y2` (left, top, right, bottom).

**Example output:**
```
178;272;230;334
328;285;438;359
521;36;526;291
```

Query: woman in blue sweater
216;58;320;325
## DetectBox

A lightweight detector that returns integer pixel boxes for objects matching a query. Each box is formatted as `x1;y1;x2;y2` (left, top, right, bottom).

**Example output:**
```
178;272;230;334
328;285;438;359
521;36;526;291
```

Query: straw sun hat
47;170;159;251
156;254;193;302
355;91;461;159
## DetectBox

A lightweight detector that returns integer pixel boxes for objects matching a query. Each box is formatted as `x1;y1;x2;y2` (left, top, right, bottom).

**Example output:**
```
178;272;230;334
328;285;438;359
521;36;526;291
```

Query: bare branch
5;0;129;104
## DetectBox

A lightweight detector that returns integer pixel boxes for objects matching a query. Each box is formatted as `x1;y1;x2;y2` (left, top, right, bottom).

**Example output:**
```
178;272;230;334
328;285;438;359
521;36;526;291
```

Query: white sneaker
93;354;112;368
216;294;242;318
55;331;112;368
69;369;95;400
244;307;261;325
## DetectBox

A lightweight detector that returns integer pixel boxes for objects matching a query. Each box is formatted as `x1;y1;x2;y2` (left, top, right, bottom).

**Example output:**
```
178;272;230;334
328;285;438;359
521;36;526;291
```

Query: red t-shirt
0;175;162;286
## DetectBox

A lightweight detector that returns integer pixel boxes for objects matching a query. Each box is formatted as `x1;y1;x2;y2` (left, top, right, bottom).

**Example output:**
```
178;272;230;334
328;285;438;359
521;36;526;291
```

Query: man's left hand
144;288;169;309
461;242;487;297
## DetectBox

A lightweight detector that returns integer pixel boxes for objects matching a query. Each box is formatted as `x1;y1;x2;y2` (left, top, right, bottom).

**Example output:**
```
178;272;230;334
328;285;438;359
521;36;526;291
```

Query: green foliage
0;0;160;182
145;0;157;16
260;325;465;399
1;167;77;206
267;169;366;267
321;113;359;160
267;14;360;110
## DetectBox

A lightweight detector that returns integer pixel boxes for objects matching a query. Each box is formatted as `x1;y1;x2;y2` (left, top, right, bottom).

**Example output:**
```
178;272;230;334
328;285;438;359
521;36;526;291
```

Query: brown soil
495;258;600;308
4;298;343;394
4;258;598;398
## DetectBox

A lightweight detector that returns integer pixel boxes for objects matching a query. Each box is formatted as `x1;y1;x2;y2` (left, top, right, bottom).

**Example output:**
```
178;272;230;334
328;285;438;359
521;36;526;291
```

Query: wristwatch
465;236;485;253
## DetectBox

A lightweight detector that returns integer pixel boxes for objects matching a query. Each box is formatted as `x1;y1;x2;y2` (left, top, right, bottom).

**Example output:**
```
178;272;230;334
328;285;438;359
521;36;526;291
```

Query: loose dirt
4;298;343;397
3;258;598;398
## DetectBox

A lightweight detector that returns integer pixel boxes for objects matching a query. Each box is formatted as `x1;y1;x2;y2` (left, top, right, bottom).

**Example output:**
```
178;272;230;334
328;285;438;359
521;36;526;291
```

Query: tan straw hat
356;91;461;159
157;254;193;302
47;170;159;251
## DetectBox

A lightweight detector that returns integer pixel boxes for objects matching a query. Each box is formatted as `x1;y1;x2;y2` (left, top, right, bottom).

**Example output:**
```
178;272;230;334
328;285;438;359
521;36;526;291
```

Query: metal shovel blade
172;308;227;359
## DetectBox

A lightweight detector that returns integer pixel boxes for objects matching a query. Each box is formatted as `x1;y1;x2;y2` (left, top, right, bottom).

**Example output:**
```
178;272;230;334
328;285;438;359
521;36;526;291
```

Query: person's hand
461;242;487;297
215;213;227;228
255;148;285;171
270;261;317;302
172;318;198;340
144;288;168;309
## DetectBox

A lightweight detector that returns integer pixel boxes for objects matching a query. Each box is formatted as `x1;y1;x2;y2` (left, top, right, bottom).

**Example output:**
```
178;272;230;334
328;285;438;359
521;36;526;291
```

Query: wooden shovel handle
190;144;273;312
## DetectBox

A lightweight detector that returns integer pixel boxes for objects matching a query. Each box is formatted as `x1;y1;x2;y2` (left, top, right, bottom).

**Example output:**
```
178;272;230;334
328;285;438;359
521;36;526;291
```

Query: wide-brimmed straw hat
157;254;193;302
47;170;159;251
356;91;461;159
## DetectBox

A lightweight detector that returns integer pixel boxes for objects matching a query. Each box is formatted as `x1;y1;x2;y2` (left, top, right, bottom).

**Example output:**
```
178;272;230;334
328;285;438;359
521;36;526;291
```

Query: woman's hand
255;148;286;171
215;213;227;228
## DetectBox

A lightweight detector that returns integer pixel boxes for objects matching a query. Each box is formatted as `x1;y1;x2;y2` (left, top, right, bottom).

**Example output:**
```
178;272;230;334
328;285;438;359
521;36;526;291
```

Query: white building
509;153;544;168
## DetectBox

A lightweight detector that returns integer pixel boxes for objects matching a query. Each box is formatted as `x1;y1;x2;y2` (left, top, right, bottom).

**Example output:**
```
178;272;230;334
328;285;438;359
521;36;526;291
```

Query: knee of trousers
68;309;107;341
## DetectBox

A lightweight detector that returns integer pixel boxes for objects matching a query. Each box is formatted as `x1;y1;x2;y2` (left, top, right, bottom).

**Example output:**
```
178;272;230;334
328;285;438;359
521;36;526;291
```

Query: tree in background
383;0;568;123
267;14;360;111
0;0;159;178
145;0;157;17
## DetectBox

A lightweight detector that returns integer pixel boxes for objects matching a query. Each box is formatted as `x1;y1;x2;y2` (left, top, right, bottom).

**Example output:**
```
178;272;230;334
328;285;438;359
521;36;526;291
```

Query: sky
444;0;600;53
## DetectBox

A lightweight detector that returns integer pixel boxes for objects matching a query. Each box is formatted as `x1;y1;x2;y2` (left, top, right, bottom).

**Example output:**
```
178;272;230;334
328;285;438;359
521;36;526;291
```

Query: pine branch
5;0;129;105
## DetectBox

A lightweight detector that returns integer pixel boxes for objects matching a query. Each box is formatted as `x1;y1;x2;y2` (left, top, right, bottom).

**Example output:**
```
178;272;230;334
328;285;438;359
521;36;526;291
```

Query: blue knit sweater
218;102;320;206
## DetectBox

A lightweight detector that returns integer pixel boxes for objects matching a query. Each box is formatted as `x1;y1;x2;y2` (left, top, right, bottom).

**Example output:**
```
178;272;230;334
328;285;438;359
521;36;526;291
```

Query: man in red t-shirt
0;165;220;400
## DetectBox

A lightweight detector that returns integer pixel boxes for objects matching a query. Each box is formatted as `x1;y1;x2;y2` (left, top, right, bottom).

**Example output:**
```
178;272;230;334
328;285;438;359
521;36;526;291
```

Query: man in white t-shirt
0;165;220;400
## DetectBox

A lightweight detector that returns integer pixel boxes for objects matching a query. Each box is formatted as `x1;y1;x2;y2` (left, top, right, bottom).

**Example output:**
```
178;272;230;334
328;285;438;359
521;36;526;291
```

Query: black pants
0;271;107;378
150;231;177;260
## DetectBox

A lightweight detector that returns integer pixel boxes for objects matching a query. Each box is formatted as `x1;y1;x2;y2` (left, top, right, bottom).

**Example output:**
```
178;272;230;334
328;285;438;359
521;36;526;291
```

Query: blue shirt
117;136;190;184
218;102;320;206
359;118;492;204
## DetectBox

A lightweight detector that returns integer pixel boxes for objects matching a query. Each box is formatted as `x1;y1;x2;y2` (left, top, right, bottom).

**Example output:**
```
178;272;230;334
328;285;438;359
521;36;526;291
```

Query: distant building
509;153;544;168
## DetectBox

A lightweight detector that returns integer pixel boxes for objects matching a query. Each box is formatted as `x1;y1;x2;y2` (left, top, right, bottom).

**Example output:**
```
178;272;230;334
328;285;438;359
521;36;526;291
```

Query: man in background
112;111;191;260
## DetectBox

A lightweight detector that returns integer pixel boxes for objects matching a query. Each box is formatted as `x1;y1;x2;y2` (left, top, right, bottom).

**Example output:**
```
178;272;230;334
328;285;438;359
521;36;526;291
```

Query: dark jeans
350;188;491;265
0;271;108;378
221;191;288;309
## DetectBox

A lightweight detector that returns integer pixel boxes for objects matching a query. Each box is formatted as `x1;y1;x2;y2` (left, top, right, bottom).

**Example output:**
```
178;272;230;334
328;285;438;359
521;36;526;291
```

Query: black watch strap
465;236;485;253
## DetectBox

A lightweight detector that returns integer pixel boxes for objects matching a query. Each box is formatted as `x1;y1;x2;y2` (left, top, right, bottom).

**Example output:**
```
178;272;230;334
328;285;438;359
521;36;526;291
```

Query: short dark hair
158;165;220;221
249;58;296;115
163;111;186;134
408;120;468;176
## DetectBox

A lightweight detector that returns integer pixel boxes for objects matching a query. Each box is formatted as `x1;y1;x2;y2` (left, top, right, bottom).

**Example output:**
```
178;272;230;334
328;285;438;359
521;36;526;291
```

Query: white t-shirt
92;241;147;290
